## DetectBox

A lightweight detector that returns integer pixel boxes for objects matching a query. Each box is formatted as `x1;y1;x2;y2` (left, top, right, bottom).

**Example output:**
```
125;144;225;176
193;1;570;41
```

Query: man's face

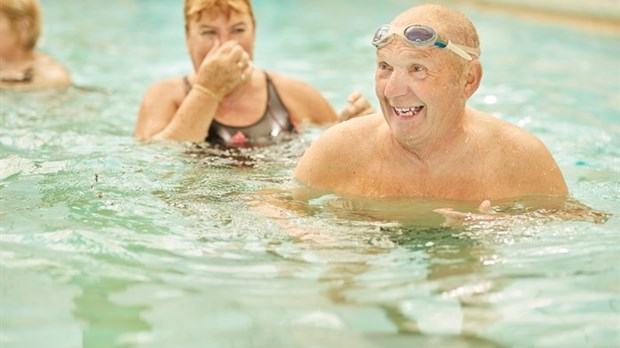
185;10;255;71
374;34;466;147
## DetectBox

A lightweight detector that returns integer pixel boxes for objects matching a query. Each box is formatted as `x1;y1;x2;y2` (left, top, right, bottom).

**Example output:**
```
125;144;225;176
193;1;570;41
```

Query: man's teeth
394;106;423;116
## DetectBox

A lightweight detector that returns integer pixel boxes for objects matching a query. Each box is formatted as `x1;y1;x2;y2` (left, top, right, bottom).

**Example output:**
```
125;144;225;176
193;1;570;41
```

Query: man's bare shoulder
313;112;384;148
294;113;384;187
470;109;568;196
471;110;548;154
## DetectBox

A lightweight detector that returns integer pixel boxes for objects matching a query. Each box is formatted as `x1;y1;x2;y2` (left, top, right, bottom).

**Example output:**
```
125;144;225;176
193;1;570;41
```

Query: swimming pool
1;0;619;347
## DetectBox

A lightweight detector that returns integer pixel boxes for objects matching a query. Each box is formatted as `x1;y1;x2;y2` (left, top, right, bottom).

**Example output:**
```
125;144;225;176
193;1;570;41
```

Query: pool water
1;1;619;347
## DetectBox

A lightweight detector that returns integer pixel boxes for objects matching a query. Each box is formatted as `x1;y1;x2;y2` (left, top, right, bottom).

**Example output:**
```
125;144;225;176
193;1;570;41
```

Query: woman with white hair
0;0;71;89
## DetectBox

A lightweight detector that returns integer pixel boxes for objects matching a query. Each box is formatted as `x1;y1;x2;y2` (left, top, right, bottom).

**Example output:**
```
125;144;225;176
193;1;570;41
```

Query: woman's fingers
348;91;362;103
226;47;252;82
240;60;254;82
224;43;245;63
205;39;222;58
195;41;252;96
339;91;375;121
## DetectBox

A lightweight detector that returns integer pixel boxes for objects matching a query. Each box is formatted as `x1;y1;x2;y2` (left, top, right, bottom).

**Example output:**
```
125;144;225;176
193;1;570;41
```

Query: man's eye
233;28;246;34
411;64;427;78
378;62;391;70
201;30;216;36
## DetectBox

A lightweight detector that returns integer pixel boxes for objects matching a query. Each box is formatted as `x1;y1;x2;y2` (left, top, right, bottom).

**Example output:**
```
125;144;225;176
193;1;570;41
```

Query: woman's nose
218;33;232;42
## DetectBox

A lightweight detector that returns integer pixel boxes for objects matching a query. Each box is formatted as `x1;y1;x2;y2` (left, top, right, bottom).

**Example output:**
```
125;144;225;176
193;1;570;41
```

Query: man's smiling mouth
393;106;424;117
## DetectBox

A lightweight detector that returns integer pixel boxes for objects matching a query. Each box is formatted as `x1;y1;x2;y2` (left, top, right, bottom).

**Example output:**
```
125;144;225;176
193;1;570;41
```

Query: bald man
294;4;568;202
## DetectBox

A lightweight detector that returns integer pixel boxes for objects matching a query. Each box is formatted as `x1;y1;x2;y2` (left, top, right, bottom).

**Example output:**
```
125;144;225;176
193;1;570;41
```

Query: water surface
1;1;619;347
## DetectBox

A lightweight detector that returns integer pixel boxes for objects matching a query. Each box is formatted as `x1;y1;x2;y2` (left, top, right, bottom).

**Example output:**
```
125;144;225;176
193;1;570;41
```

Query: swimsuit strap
264;73;295;131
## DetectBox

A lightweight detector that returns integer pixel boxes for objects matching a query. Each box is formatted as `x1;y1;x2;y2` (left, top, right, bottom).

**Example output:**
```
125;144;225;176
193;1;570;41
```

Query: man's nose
384;69;410;99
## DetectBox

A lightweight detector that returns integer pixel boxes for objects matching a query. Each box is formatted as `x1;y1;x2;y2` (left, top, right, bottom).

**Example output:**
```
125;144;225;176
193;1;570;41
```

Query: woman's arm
135;79;221;142
135;41;253;142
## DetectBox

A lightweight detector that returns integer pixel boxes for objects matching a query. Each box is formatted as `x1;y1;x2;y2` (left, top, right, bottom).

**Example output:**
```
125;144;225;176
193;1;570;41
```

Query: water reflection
72;278;152;348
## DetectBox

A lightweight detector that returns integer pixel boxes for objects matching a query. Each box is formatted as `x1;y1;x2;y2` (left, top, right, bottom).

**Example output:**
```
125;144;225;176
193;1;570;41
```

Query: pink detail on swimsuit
289;115;299;132
231;131;248;146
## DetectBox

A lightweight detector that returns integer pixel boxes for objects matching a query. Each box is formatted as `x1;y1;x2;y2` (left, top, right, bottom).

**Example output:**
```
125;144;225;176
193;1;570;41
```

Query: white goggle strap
445;41;476;61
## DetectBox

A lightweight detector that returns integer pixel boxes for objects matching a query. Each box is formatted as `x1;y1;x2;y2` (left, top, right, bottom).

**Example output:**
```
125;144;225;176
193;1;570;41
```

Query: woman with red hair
135;0;373;146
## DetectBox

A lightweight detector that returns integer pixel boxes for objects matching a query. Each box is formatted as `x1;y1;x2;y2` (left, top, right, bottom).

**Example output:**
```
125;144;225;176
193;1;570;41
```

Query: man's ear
463;60;482;99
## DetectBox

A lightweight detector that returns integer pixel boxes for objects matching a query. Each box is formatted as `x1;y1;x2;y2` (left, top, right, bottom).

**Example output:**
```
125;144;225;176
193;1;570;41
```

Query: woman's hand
338;91;375;122
194;40;254;98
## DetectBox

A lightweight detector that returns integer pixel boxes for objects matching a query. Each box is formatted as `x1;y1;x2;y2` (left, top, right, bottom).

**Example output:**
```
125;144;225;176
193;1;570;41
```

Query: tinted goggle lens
372;25;391;46
403;25;435;44
372;24;437;48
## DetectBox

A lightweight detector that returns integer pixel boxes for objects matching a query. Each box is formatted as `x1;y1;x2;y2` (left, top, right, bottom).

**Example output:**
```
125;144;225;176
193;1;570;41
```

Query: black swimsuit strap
263;73;293;129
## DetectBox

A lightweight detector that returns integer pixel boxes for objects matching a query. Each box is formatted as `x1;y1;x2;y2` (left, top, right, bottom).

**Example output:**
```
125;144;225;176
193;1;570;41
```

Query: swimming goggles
372;24;479;61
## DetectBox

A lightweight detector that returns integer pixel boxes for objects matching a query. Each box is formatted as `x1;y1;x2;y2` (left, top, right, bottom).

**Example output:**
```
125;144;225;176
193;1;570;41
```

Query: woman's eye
201;30;217;36
233;28;246;34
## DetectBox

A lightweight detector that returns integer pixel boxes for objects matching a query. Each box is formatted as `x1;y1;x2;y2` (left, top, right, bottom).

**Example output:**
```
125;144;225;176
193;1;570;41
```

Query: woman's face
185;10;255;71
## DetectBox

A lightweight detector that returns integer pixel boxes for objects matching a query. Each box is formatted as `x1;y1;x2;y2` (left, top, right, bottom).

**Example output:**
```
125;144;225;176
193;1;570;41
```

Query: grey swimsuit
184;73;297;147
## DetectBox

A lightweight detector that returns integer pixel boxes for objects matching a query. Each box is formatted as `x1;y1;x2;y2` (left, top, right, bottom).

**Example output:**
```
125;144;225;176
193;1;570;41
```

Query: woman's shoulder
147;77;186;93
33;53;71;88
266;71;337;124
142;77;187;104
265;71;305;87
266;71;324;99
